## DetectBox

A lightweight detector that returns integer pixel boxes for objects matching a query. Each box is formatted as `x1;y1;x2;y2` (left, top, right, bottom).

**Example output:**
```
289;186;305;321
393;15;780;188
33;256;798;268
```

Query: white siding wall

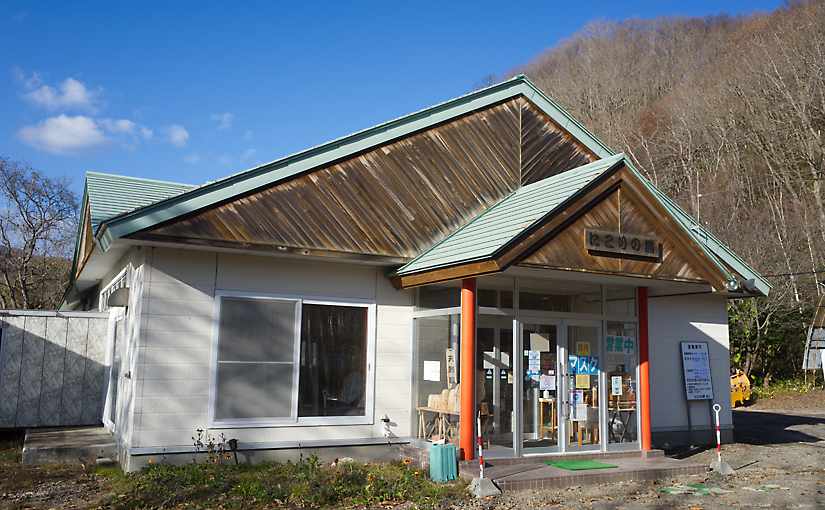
99;247;146;453
648;293;732;433
132;247;414;448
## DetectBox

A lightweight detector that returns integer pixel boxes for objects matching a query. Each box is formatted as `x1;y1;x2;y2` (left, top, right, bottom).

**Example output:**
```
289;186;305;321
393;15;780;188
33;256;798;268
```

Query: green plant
99;455;466;509
192;428;232;465
751;377;819;400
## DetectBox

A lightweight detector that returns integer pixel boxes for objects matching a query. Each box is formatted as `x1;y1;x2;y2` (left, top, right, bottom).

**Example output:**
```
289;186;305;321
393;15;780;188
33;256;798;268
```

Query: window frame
209;290;376;428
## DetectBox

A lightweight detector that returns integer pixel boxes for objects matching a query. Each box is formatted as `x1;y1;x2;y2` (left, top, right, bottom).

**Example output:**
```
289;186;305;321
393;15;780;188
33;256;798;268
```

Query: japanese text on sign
680;342;714;400
584;229;661;261
605;335;635;355
568;355;599;375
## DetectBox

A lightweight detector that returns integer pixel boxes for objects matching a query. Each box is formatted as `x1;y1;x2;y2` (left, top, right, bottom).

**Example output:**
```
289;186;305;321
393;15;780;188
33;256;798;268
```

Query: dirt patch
748;388;825;412
0;431;109;510
455;438;825;509
454;395;825;509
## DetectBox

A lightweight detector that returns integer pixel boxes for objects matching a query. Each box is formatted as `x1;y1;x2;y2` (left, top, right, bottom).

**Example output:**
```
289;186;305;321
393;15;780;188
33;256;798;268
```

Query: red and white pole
713;403;722;464
477;412;484;479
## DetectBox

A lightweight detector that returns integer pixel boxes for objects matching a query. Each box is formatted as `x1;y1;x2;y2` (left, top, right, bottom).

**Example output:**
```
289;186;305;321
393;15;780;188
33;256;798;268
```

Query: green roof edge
73;74;767;298
94;75;615;251
625;162;771;296
395;155;769;296
85;170;194;188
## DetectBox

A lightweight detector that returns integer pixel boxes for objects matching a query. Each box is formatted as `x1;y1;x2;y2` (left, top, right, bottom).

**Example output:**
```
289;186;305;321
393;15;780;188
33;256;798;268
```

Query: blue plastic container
429;443;458;482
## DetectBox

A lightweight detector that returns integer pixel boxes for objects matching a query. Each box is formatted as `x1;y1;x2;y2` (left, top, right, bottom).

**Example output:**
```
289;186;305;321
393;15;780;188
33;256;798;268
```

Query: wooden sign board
584;229;662;262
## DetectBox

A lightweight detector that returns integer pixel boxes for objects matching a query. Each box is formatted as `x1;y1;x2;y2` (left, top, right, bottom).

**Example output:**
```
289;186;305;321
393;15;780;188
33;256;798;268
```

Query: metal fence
0;310;109;428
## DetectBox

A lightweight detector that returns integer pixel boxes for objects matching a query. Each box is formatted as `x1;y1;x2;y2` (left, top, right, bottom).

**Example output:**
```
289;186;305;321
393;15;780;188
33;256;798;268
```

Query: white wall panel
133;247;415;449
648;293;731;432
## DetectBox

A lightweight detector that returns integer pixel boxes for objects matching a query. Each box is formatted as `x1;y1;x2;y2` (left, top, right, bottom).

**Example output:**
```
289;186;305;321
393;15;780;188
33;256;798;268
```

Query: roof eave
94;76;616;247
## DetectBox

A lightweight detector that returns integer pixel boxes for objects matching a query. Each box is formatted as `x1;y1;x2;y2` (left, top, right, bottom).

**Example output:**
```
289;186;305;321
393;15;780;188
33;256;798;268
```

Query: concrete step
460;452;705;491
22;426;116;466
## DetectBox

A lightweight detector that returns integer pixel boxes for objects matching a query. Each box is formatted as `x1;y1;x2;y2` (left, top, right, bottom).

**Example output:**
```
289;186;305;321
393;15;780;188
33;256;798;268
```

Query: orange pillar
459;278;477;460
638;287;652;451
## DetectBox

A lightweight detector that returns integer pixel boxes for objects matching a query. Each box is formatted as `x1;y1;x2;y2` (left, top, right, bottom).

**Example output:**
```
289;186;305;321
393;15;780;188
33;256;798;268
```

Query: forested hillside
515;0;825;384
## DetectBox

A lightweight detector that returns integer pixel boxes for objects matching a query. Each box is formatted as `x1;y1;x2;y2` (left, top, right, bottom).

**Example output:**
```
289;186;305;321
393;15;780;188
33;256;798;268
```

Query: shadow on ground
733;409;825;445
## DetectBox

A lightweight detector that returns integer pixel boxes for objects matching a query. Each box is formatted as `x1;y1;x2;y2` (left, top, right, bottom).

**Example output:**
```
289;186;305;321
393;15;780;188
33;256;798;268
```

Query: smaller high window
99;265;131;311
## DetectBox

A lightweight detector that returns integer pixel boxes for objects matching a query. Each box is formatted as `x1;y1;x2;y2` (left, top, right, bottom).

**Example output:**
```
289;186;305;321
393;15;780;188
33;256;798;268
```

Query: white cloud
211;112;234;130
24;77;100;112
18;115;106;154
242;129;253;141
166;124;189;147
140;126;153;140
99;118;135;134
183;153;201;164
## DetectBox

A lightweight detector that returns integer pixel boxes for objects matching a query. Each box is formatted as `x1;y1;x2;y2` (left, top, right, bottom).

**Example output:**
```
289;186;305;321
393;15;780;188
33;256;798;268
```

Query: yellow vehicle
730;370;751;407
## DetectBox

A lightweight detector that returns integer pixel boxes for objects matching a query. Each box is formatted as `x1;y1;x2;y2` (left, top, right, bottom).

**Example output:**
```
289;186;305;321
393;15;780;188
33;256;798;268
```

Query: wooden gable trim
75;201;95;279
394;164;732;290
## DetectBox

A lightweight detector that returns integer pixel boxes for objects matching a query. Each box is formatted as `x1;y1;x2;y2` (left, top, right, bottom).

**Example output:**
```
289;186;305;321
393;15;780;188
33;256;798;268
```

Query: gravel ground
454;391;825;509
1;391;823;509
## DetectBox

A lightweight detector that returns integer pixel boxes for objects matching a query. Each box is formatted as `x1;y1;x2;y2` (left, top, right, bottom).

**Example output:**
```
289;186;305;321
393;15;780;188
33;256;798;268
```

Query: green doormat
545;459;618;470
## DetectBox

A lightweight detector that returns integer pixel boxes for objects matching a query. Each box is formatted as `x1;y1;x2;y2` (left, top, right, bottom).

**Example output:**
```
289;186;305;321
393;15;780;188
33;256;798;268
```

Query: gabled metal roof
396;154;770;296
93;74;614;251
85;172;194;231
72;74;768;297
397;154;625;275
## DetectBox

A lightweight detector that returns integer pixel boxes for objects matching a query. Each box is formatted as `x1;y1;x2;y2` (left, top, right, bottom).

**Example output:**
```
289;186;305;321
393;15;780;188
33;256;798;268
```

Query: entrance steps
459;450;705;491
22;426;116;466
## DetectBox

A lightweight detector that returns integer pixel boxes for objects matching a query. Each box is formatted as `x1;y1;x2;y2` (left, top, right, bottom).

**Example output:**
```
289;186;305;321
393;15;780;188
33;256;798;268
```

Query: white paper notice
423;360;441;382
611;375;623;396
680;342;714;400
575;403;589;422
528;350;541;372
539;374;556;391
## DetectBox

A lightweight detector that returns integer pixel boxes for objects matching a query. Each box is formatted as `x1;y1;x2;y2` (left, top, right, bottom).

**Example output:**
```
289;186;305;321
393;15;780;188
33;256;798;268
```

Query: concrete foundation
652;427;733;450
124;442;410;472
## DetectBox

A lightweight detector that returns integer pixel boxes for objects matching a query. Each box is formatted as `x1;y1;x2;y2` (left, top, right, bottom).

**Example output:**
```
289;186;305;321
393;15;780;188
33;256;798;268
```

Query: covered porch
410;269;699;460
395;155;768;461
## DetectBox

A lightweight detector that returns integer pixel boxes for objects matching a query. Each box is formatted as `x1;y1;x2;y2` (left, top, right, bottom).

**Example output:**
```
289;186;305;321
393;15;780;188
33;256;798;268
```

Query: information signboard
680;342;714;400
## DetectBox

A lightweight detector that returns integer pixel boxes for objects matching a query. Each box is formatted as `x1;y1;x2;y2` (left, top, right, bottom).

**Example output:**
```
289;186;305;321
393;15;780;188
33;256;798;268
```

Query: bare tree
512;0;825;382
0;158;78;309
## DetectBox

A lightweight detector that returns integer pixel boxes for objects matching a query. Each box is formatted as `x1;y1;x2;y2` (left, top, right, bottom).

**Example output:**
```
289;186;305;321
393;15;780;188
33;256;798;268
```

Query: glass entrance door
477;317;514;455
563;321;603;452
521;322;560;453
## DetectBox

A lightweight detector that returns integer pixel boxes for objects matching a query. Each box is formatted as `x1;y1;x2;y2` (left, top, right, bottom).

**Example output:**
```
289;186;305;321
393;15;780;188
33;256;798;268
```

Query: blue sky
1;1;782;196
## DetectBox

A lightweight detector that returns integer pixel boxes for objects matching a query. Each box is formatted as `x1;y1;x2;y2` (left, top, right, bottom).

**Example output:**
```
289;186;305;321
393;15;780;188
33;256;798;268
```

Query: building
63;75;769;471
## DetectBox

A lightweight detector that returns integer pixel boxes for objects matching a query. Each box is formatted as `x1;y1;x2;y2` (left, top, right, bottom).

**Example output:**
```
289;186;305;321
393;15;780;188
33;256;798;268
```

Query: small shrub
752;377;819;400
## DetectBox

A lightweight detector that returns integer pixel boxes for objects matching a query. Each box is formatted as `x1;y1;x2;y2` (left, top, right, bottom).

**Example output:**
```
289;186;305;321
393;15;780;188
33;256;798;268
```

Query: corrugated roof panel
85;172;195;231
397;154;624;274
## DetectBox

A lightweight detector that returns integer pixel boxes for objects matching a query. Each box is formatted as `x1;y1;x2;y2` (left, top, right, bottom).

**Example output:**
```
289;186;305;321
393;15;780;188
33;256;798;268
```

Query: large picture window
211;294;374;427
